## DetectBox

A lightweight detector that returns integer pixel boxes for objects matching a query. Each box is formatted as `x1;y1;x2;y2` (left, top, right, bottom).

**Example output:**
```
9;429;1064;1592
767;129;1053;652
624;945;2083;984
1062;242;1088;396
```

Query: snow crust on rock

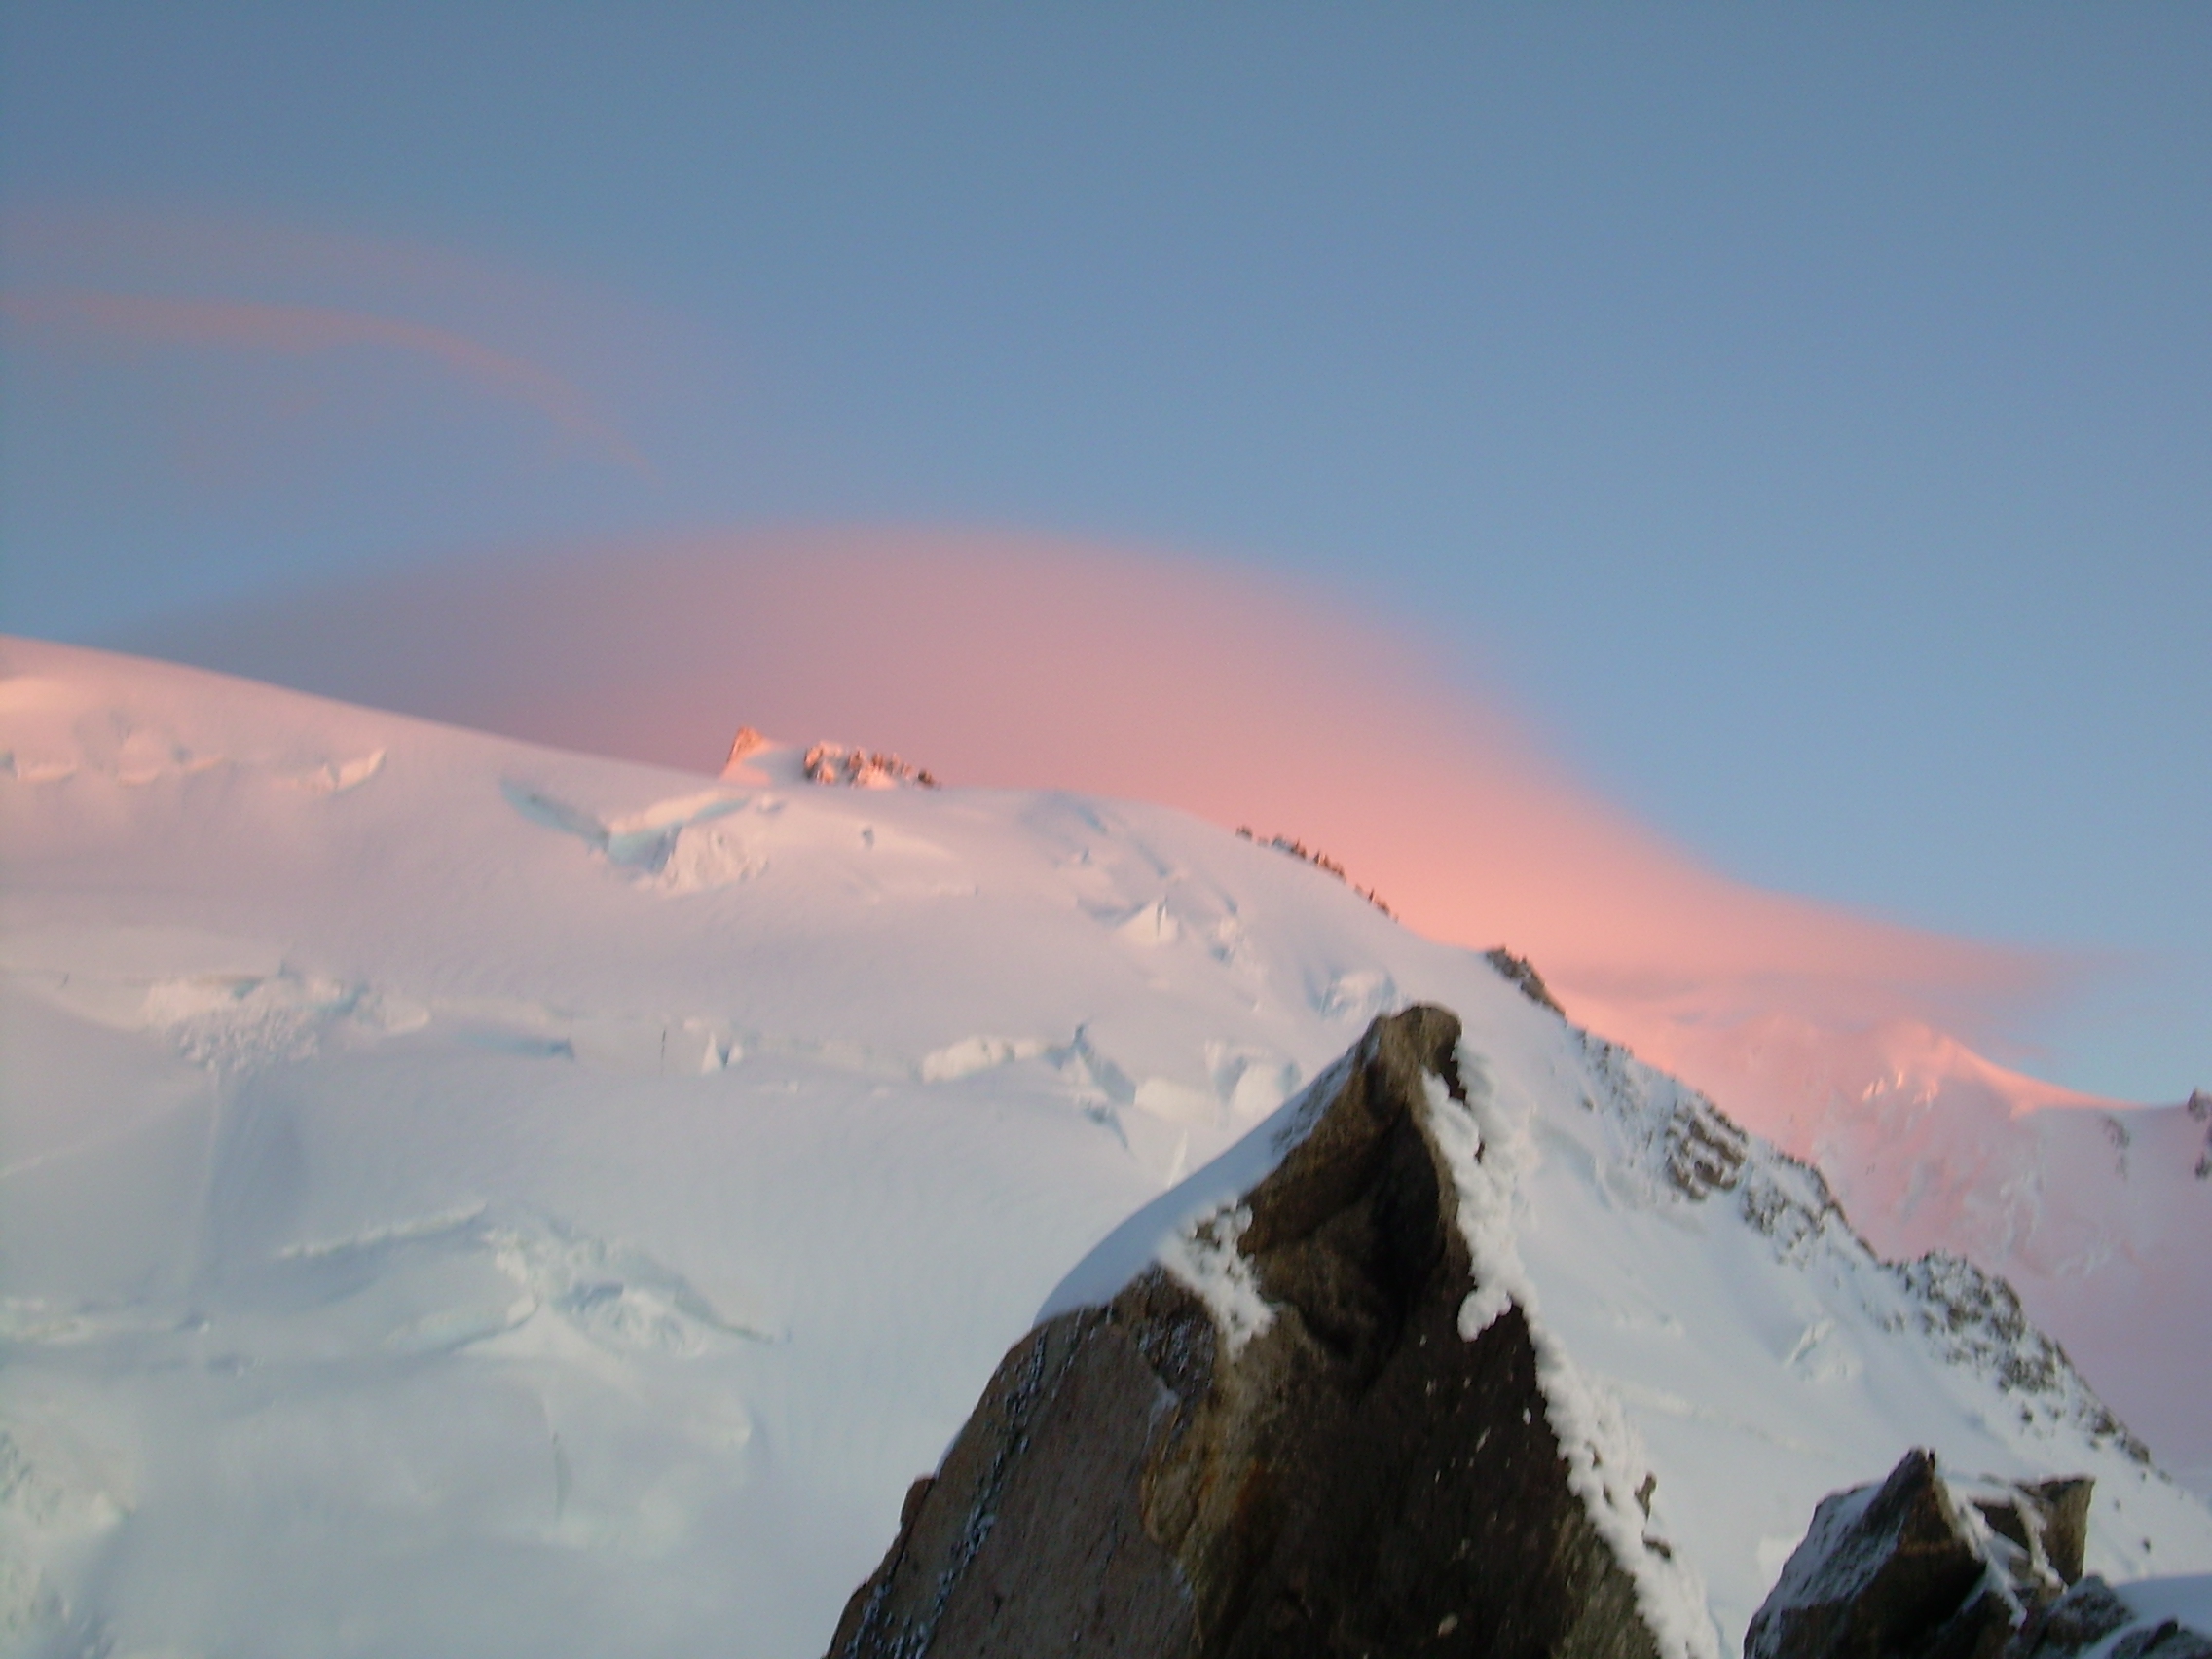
1422;1064;1715;1659
4;635;2209;1659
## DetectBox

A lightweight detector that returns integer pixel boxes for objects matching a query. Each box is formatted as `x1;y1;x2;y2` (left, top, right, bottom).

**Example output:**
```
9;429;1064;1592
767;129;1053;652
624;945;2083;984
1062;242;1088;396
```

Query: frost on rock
1749;1449;2002;1659
1154;1202;1272;1357
1427;1060;1715;1659
2017;1576;2212;1659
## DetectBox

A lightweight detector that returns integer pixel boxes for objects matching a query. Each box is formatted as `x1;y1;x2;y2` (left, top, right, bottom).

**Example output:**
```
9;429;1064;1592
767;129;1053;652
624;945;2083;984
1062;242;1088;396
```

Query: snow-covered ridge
1233;826;1395;915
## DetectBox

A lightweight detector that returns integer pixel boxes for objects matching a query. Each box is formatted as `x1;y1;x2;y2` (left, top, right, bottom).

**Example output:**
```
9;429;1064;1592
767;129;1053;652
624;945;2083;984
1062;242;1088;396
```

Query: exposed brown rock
2011;1579;2212;1659
1746;1449;2003;1659
1746;1451;2103;1659
801;741;940;789
826;1005;1664;1659
2009;1577;2135;1659
1980;1478;2093;1590
829;1309;1196;1658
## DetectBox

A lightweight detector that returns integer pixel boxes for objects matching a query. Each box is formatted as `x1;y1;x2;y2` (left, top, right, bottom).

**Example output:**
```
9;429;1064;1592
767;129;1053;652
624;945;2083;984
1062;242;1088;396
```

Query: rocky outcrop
716;727;940;787
1745;1448;2078;1659
2011;1577;2212;1659
825;1005;1664;1659
1743;1448;2206;1659
801;741;940;789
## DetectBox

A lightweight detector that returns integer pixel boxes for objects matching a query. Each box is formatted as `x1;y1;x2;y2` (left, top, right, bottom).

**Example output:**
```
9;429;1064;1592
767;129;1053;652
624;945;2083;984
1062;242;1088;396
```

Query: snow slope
1627;1002;2212;1493
2;637;2206;1658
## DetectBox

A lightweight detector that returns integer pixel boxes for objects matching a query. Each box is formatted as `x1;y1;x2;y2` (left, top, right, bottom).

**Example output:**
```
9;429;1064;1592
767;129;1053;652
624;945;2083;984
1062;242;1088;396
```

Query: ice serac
825;1006;1663;1659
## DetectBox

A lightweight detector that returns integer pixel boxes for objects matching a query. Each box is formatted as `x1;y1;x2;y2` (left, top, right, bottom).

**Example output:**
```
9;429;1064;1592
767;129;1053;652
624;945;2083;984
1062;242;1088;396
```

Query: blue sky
2;5;2206;1098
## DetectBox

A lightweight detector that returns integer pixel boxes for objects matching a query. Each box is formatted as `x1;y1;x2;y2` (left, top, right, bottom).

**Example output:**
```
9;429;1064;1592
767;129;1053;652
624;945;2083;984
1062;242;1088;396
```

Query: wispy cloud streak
0;288;653;477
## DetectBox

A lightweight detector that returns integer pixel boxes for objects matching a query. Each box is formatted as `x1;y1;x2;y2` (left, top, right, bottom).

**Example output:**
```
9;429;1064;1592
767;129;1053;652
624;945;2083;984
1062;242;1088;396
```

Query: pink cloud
147;525;2109;1146
119;523;2212;1482
0;287;653;477
1;208;556;305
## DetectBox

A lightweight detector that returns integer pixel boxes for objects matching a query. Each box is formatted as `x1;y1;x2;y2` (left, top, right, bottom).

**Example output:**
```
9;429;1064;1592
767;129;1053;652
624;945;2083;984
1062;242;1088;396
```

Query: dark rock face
826;1005;1664;1659
1745;1450;2101;1659
1746;1449;2007;1659
2012;1579;2212;1659
2009;1577;2136;1659
829;1308;1198;1657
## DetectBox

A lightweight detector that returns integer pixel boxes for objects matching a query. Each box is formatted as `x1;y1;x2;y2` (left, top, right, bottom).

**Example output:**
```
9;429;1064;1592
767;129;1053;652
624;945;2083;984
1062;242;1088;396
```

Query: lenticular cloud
143;525;2105;1147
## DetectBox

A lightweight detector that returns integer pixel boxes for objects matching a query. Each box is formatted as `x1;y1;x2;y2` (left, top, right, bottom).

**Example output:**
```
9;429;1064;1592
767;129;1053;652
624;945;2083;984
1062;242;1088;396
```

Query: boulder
2012;1576;2212;1659
1746;1451;2101;1659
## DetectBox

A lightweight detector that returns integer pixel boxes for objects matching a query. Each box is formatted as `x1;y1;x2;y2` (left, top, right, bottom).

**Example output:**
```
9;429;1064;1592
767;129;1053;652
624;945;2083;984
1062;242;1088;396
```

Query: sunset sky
3;6;2205;1103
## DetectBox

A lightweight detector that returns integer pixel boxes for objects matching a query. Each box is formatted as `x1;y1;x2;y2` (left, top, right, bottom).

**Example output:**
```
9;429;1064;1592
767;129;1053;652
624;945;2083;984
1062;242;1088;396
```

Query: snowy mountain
1759;1054;2210;1495
1634;1012;2212;1495
830;1005;2202;1659
2;637;2206;1659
